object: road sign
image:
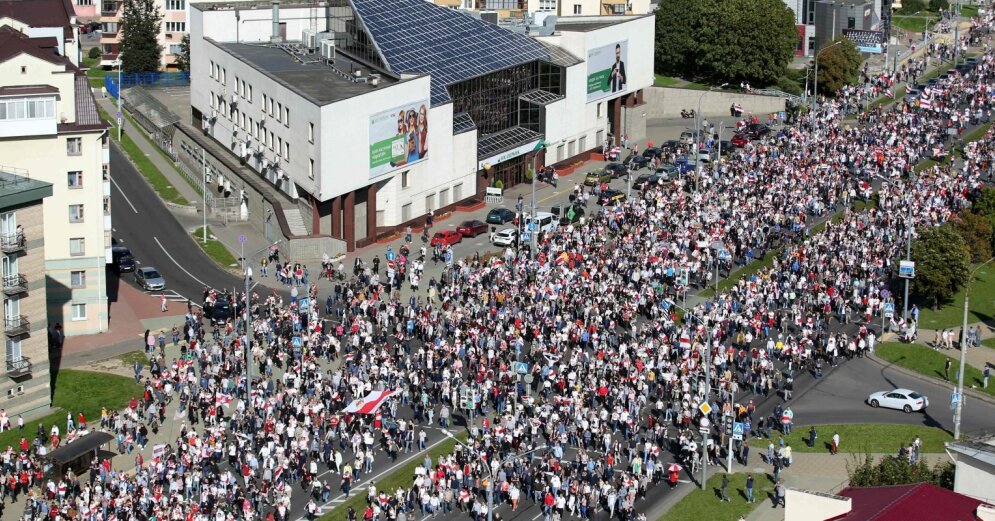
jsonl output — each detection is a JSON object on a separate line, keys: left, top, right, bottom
{"left": 239, "top": 235, "right": 247, "bottom": 244}
{"left": 899, "top": 260, "right": 916, "bottom": 279}
{"left": 522, "top": 231, "right": 532, "bottom": 243}
{"left": 515, "top": 362, "right": 529, "bottom": 375}
{"left": 291, "top": 336, "right": 303, "bottom": 348}
{"left": 717, "top": 249, "right": 732, "bottom": 261}
{"left": 698, "top": 402, "right": 712, "bottom": 415}
{"left": 386, "top": 250, "right": 396, "bottom": 262}
{"left": 299, "top": 297, "right": 310, "bottom": 310}
{"left": 884, "top": 302, "right": 895, "bottom": 319}
{"left": 732, "top": 422, "right": 745, "bottom": 441}
{"left": 951, "top": 392, "right": 961, "bottom": 409}
{"left": 528, "top": 222, "right": 538, "bottom": 232}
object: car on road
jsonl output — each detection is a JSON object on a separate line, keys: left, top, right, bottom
{"left": 660, "top": 139, "right": 682, "bottom": 153}
{"left": 656, "top": 163, "right": 679, "bottom": 179}
{"left": 603, "top": 162, "right": 628, "bottom": 178}
{"left": 718, "top": 141, "right": 734, "bottom": 156}
{"left": 867, "top": 388, "right": 929, "bottom": 413}
{"left": 430, "top": 230, "right": 463, "bottom": 247}
{"left": 679, "top": 129, "right": 695, "bottom": 145}
{"left": 135, "top": 266, "right": 165, "bottom": 291}
{"left": 551, "top": 204, "right": 584, "bottom": 225}
{"left": 456, "top": 219, "right": 488, "bottom": 237}
{"left": 641, "top": 147, "right": 663, "bottom": 160}
{"left": 485, "top": 207, "right": 516, "bottom": 225}
{"left": 490, "top": 227, "right": 518, "bottom": 246}
{"left": 730, "top": 133, "right": 749, "bottom": 148}
{"left": 584, "top": 170, "right": 612, "bottom": 186}
{"left": 634, "top": 173, "right": 661, "bottom": 190}
{"left": 625, "top": 154, "right": 649, "bottom": 170}
{"left": 111, "top": 246, "right": 136, "bottom": 273}
{"left": 598, "top": 189, "right": 625, "bottom": 206}
{"left": 205, "top": 299, "right": 234, "bottom": 324}
{"left": 744, "top": 123, "right": 770, "bottom": 139}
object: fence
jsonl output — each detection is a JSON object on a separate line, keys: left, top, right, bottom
{"left": 105, "top": 71, "right": 190, "bottom": 99}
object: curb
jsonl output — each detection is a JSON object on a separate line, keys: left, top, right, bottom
{"left": 866, "top": 353, "right": 995, "bottom": 407}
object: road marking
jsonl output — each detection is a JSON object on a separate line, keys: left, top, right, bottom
{"left": 532, "top": 513, "right": 543, "bottom": 520}
{"left": 110, "top": 176, "right": 139, "bottom": 214}
{"left": 154, "top": 236, "right": 208, "bottom": 288}
{"left": 537, "top": 191, "right": 562, "bottom": 204}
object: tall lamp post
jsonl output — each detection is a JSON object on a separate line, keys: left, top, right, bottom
{"left": 199, "top": 147, "right": 208, "bottom": 244}
{"left": 529, "top": 142, "right": 548, "bottom": 262}
{"left": 444, "top": 432, "right": 546, "bottom": 521}
{"left": 115, "top": 59, "right": 123, "bottom": 141}
{"left": 812, "top": 40, "right": 846, "bottom": 114}
{"left": 667, "top": 299, "right": 712, "bottom": 489}
{"left": 241, "top": 238, "right": 282, "bottom": 412}
{"left": 694, "top": 83, "right": 728, "bottom": 192}
{"left": 954, "top": 257, "right": 995, "bottom": 439}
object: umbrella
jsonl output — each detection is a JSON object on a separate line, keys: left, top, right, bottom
{"left": 667, "top": 463, "right": 683, "bottom": 473}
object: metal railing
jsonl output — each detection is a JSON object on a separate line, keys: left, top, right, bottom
{"left": 0, "top": 233, "right": 25, "bottom": 253}
{"left": 4, "top": 316, "right": 28, "bottom": 336}
{"left": 5, "top": 357, "right": 31, "bottom": 377}
{"left": 2, "top": 274, "right": 27, "bottom": 295}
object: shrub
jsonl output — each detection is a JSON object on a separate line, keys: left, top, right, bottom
{"left": 88, "top": 46, "right": 101, "bottom": 60}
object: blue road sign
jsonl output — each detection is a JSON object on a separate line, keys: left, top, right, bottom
{"left": 951, "top": 392, "right": 961, "bottom": 408}
{"left": 884, "top": 303, "right": 895, "bottom": 318}
{"left": 291, "top": 336, "right": 303, "bottom": 348}
{"left": 386, "top": 250, "right": 396, "bottom": 261}
{"left": 528, "top": 222, "right": 538, "bottom": 232}
{"left": 522, "top": 231, "right": 532, "bottom": 242}
{"left": 239, "top": 235, "right": 247, "bottom": 243}
{"left": 516, "top": 362, "right": 529, "bottom": 375}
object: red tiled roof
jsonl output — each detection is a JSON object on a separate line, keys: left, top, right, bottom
{"left": 0, "top": 25, "right": 66, "bottom": 66}
{"left": 832, "top": 483, "right": 991, "bottom": 521}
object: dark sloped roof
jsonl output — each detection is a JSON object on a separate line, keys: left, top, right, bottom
{"left": 833, "top": 483, "right": 991, "bottom": 521}
{"left": 0, "top": 25, "right": 66, "bottom": 66}
{"left": 0, "top": 0, "right": 73, "bottom": 30}
{"left": 349, "top": 0, "right": 550, "bottom": 104}
{"left": 45, "top": 431, "right": 114, "bottom": 465}
{"left": 67, "top": 74, "right": 106, "bottom": 130}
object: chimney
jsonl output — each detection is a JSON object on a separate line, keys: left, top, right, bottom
{"left": 271, "top": 0, "right": 282, "bottom": 42}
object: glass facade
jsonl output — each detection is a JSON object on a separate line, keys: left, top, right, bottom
{"left": 448, "top": 61, "right": 563, "bottom": 137}
{"left": 325, "top": 1, "right": 387, "bottom": 71}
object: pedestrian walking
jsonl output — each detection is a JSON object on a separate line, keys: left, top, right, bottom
{"left": 945, "top": 358, "right": 952, "bottom": 381}
{"left": 773, "top": 480, "right": 786, "bottom": 509}
{"left": 831, "top": 432, "right": 840, "bottom": 455}
{"left": 745, "top": 474, "right": 755, "bottom": 503}
{"left": 720, "top": 473, "right": 730, "bottom": 502}
{"left": 160, "top": 293, "right": 168, "bottom": 312}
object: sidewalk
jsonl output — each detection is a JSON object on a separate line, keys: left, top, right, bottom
{"left": 887, "top": 325, "right": 995, "bottom": 373}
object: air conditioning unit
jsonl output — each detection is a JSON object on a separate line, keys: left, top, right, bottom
{"left": 230, "top": 93, "right": 238, "bottom": 106}
{"left": 354, "top": 69, "right": 363, "bottom": 78}
{"left": 260, "top": 157, "right": 269, "bottom": 170}
{"left": 201, "top": 119, "right": 210, "bottom": 130}
{"left": 240, "top": 141, "right": 248, "bottom": 158}
{"left": 321, "top": 39, "right": 336, "bottom": 61}
{"left": 302, "top": 29, "right": 318, "bottom": 50}
{"left": 210, "top": 109, "right": 218, "bottom": 121}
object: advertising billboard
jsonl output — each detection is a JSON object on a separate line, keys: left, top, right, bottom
{"left": 586, "top": 40, "right": 628, "bottom": 103}
{"left": 842, "top": 29, "right": 884, "bottom": 54}
{"left": 369, "top": 100, "right": 430, "bottom": 178}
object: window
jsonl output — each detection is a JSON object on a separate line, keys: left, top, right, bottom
{"left": 69, "top": 204, "right": 84, "bottom": 223}
{"left": 102, "top": 1, "right": 117, "bottom": 13}
{"left": 538, "top": 0, "right": 555, "bottom": 10}
{"left": 5, "top": 337, "right": 21, "bottom": 363}
{"left": 269, "top": 131, "right": 274, "bottom": 150}
{"left": 76, "top": 0, "right": 92, "bottom": 5}
{"left": 70, "top": 270, "right": 86, "bottom": 288}
{"left": 308, "top": 158, "right": 314, "bottom": 179}
{"left": 283, "top": 141, "right": 290, "bottom": 161}
{"left": 236, "top": 77, "right": 241, "bottom": 96}
{"left": 247, "top": 84, "right": 252, "bottom": 103}
{"left": 0, "top": 98, "right": 55, "bottom": 121}
{"left": 104, "top": 196, "right": 111, "bottom": 215}
{"left": 597, "top": 103, "right": 603, "bottom": 118}
{"left": 402, "top": 170, "right": 410, "bottom": 188}
{"left": 308, "top": 122, "right": 314, "bottom": 143}
{"left": 573, "top": 4, "right": 581, "bottom": 13}
{"left": 68, "top": 171, "right": 83, "bottom": 189}
{"left": 166, "top": 0, "right": 184, "bottom": 10}
{"left": 268, "top": 97, "right": 274, "bottom": 116}
{"left": 67, "top": 137, "right": 82, "bottom": 156}
{"left": 284, "top": 107, "right": 290, "bottom": 127}
{"left": 276, "top": 102, "right": 282, "bottom": 122}
{"left": 210, "top": 61, "right": 215, "bottom": 79}
{"left": 277, "top": 137, "right": 283, "bottom": 157}
{"left": 101, "top": 22, "right": 118, "bottom": 34}
{"left": 71, "top": 303, "right": 87, "bottom": 321}
{"left": 169, "top": 44, "right": 182, "bottom": 55}
{"left": 847, "top": 16, "right": 856, "bottom": 29}
{"left": 69, "top": 238, "right": 85, "bottom": 256}
{"left": 221, "top": 68, "right": 226, "bottom": 84}
{"left": 164, "top": 21, "right": 186, "bottom": 33}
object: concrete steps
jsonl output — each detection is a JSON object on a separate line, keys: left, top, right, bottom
{"left": 283, "top": 208, "right": 309, "bottom": 236}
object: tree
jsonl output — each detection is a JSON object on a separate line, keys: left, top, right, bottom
{"left": 847, "top": 454, "right": 953, "bottom": 488}
{"left": 653, "top": 0, "right": 797, "bottom": 85}
{"left": 174, "top": 34, "right": 191, "bottom": 73}
{"left": 929, "top": 0, "right": 949, "bottom": 12}
{"left": 815, "top": 39, "right": 863, "bottom": 95}
{"left": 898, "top": 0, "right": 927, "bottom": 14}
{"left": 119, "top": 0, "right": 163, "bottom": 73}
{"left": 911, "top": 223, "right": 971, "bottom": 309}
{"left": 952, "top": 210, "right": 993, "bottom": 262}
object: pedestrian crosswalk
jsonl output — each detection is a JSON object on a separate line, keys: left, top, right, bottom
{"left": 160, "top": 289, "right": 192, "bottom": 302}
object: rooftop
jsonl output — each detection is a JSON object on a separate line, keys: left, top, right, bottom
{"left": 215, "top": 41, "right": 399, "bottom": 106}
{"left": 0, "top": 0, "right": 76, "bottom": 41}
{"left": 0, "top": 168, "right": 54, "bottom": 209}
{"left": 947, "top": 436, "right": 995, "bottom": 468}
{"left": 554, "top": 14, "right": 650, "bottom": 32}
{"left": 832, "top": 483, "right": 993, "bottom": 521}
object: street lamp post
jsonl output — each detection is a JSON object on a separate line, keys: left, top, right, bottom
{"left": 954, "top": 257, "right": 995, "bottom": 439}
{"left": 241, "top": 239, "right": 281, "bottom": 412}
{"left": 202, "top": 148, "right": 208, "bottom": 244}
{"left": 444, "top": 432, "right": 546, "bottom": 521}
{"left": 668, "top": 300, "right": 712, "bottom": 489}
{"left": 902, "top": 191, "right": 914, "bottom": 321}
{"left": 694, "top": 84, "right": 728, "bottom": 192}
{"left": 116, "top": 60, "right": 123, "bottom": 141}
{"left": 813, "top": 40, "right": 846, "bottom": 114}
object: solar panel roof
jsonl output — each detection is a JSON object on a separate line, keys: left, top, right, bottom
{"left": 350, "top": 0, "right": 552, "bottom": 104}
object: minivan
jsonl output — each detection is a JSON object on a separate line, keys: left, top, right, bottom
{"left": 524, "top": 212, "right": 556, "bottom": 233}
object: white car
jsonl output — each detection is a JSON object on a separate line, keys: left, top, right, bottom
{"left": 490, "top": 227, "right": 518, "bottom": 247}
{"left": 867, "top": 388, "right": 929, "bottom": 413}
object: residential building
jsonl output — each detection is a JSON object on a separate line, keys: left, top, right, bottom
{"left": 0, "top": 0, "right": 82, "bottom": 66}
{"left": 784, "top": 482, "right": 995, "bottom": 520}
{"left": 0, "top": 25, "right": 111, "bottom": 337}
{"left": 190, "top": 0, "right": 653, "bottom": 251}
{"left": 96, "top": 0, "right": 189, "bottom": 69}
{"left": 947, "top": 436, "right": 995, "bottom": 505}
{"left": 0, "top": 168, "right": 53, "bottom": 417}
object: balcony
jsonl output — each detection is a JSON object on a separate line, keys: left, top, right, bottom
{"left": 5, "top": 357, "right": 31, "bottom": 378}
{"left": 2, "top": 274, "right": 27, "bottom": 295}
{"left": 101, "top": 1, "right": 121, "bottom": 16}
{"left": 0, "top": 232, "right": 24, "bottom": 254}
{"left": 4, "top": 316, "right": 29, "bottom": 337}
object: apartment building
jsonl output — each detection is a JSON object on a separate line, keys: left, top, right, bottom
{"left": 94, "top": 0, "right": 189, "bottom": 69}
{"left": 0, "top": 25, "right": 111, "bottom": 337}
{"left": 0, "top": 168, "right": 53, "bottom": 417}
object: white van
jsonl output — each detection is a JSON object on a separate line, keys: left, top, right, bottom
{"left": 525, "top": 211, "right": 556, "bottom": 233}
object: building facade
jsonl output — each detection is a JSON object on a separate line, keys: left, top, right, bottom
{"left": 0, "top": 0, "right": 82, "bottom": 66}
{"left": 190, "top": 0, "right": 652, "bottom": 251}
{"left": 0, "top": 25, "right": 111, "bottom": 337}
{"left": 0, "top": 169, "right": 53, "bottom": 418}
{"left": 92, "top": 0, "right": 189, "bottom": 69}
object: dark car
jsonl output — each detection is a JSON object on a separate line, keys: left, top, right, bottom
{"left": 744, "top": 123, "right": 770, "bottom": 139}
{"left": 111, "top": 246, "right": 136, "bottom": 272}
{"left": 598, "top": 189, "right": 625, "bottom": 206}
{"left": 718, "top": 141, "right": 734, "bottom": 155}
{"left": 656, "top": 163, "right": 679, "bottom": 179}
{"left": 551, "top": 204, "right": 585, "bottom": 225}
{"left": 641, "top": 147, "right": 662, "bottom": 160}
{"left": 634, "top": 173, "right": 661, "bottom": 190}
{"left": 205, "top": 299, "right": 234, "bottom": 324}
{"left": 456, "top": 219, "right": 487, "bottom": 237}
{"left": 485, "top": 207, "right": 516, "bottom": 225}
{"left": 603, "top": 162, "right": 628, "bottom": 178}
{"left": 660, "top": 139, "right": 682, "bottom": 153}
{"left": 625, "top": 154, "right": 649, "bottom": 170}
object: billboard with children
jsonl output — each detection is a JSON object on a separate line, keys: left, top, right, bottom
{"left": 369, "top": 100, "right": 430, "bottom": 178}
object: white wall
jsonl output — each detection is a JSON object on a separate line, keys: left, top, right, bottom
{"left": 784, "top": 489, "right": 851, "bottom": 521}
{"left": 954, "top": 458, "right": 995, "bottom": 505}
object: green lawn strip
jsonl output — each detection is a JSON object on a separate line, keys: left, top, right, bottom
{"left": 892, "top": 15, "right": 939, "bottom": 33}
{"left": 962, "top": 5, "right": 979, "bottom": 18}
{"left": 319, "top": 434, "right": 466, "bottom": 521}
{"left": 877, "top": 342, "right": 993, "bottom": 396}
{"left": 83, "top": 57, "right": 106, "bottom": 89}
{"left": 787, "top": 424, "right": 952, "bottom": 454}
{"left": 919, "top": 61, "right": 957, "bottom": 84}
{"left": 97, "top": 106, "right": 190, "bottom": 206}
{"left": 916, "top": 262, "right": 995, "bottom": 329}
{"left": 121, "top": 111, "right": 204, "bottom": 197}
{"left": 959, "top": 122, "right": 993, "bottom": 156}
{"left": 192, "top": 226, "right": 240, "bottom": 268}
{"left": 117, "top": 350, "right": 150, "bottom": 367}
{"left": 653, "top": 74, "right": 710, "bottom": 90}
{"left": 0, "top": 370, "right": 142, "bottom": 451}
{"left": 981, "top": 337, "right": 995, "bottom": 350}
{"left": 914, "top": 158, "right": 939, "bottom": 173}
{"left": 868, "top": 87, "right": 905, "bottom": 111}
{"left": 661, "top": 472, "right": 762, "bottom": 521}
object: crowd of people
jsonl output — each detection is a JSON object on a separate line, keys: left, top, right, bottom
{"left": 1, "top": 12, "right": 994, "bottom": 521}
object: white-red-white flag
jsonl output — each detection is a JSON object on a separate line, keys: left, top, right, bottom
{"left": 344, "top": 390, "right": 397, "bottom": 414}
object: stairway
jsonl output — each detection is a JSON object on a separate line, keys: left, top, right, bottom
{"left": 283, "top": 208, "right": 309, "bottom": 236}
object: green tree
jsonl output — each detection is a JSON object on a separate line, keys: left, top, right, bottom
{"left": 87, "top": 46, "right": 101, "bottom": 60}
{"left": 952, "top": 209, "right": 993, "bottom": 262}
{"left": 898, "top": 0, "right": 927, "bottom": 14}
{"left": 847, "top": 454, "right": 955, "bottom": 489}
{"left": 653, "top": 0, "right": 797, "bottom": 85}
{"left": 929, "top": 0, "right": 949, "bottom": 12}
{"left": 815, "top": 39, "right": 863, "bottom": 95}
{"left": 174, "top": 34, "right": 191, "bottom": 72}
{"left": 119, "top": 0, "right": 163, "bottom": 73}
{"left": 971, "top": 186, "right": 995, "bottom": 246}
{"left": 911, "top": 223, "right": 971, "bottom": 309}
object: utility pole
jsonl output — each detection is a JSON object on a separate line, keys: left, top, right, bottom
{"left": 701, "top": 320, "right": 711, "bottom": 489}
{"left": 202, "top": 148, "right": 208, "bottom": 244}
{"left": 955, "top": 258, "right": 995, "bottom": 439}
{"left": 902, "top": 195, "right": 912, "bottom": 320}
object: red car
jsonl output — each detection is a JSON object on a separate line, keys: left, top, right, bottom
{"left": 430, "top": 230, "right": 463, "bottom": 247}
{"left": 730, "top": 133, "right": 749, "bottom": 148}
{"left": 456, "top": 219, "right": 488, "bottom": 237}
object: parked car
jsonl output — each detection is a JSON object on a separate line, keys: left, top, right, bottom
{"left": 679, "top": 129, "right": 695, "bottom": 145}
{"left": 204, "top": 299, "right": 234, "bottom": 324}
{"left": 490, "top": 227, "right": 518, "bottom": 246}
{"left": 641, "top": 147, "right": 662, "bottom": 160}
{"left": 625, "top": 154, "right": 649, "bottom": 170}
{"left": 744, "top": 123, "right": 770, "bottom": 139}
{"left": 111, "top": 246, "right": 136, "bottom": 273}
{"left": 456, "top": 219, "right": 488, "bottom": 237}
{"left": 551, "top": 204, "right": 585, "bottom": 225}
{"left": 598, "top": 189, "right": 625, "bottom": 206}
{"left": 485, "top": 207, "right": 516, "bottom": 225}
{"left": 718, "top": 141, "right": 734, "bottom": 156}
{"left": 584, "top": 170, "right": 612, "bottom": 186}
{"left": 656, "top": 163, "right": 680, "bottom": 180}
{"left": 660, "top": 139, "right": 682, "bottom": 153}
{"left": 634, "top": 173, "right": 661, "bottom": 190}
{"left": 603, "top": 162, "right": 628, "bottom": 178}
{"left": 135, "top": 267, "right": 165, "bottom": 291}
{"left": 730, "top": 133, "right": 749, "bottom": 148}
{"left": 430, "top": 230, "right": 462, "bottom": 247}
{"left": 867, "top": 388, "right": 929, "bottom": 413}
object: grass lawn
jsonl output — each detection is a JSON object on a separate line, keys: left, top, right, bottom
{"left": 867, "top": 87, "right": 905, "bottom": 111}
{"left": 97, "top": 106, "right": 190, "bottom": 206}
{"left": 892, "top": 15, "right": 939, "bottom": 33}
{"left": 877, "top": 342, "right": 993, "bottom": 396}
{"left": 960, "top": 123, "right": 993, "bottom": 155}
{"left": 981, "top": 337, "right": 995, "bottom": 350}
{"left": 662, "top": 472, "right": 765, "bottom": 521}
{"left": 319, "top": 434, "right": 466, "bottom": 521}
{"left": 0, "top": 370, "right": 142, "bottom": 451}
{"left": 117, "top": 351, "right": 150, "bottom": 367}
{"left": 962, "top": 5, "right": 979, "bottom": 18}
{"left": 191, "top": 226, "right": 240, "bottom": 268}
{"left": 916, "top": 263, "right": 995, "bottom": 329}
{"left": 82, "top": 57, "right": 106, "bottom": 89}
{"left": 653, "top": 74, "right": 710, "bottom": 90}
{"left": 788, "top": 424, "right": 952, "bottom": 454}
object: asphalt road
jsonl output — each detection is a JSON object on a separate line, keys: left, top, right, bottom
{"left": 109, "top": 143, "right": 245, "bottom": 304}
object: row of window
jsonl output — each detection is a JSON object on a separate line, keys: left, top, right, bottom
{"left": 165, "top": 21, "right": 186, "bottom": 33}
{"left": 0, "top": 98, "right": 55, "bottom": 121}
{"left": 213, "top": 94, "right": 292, "bottom": 162}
